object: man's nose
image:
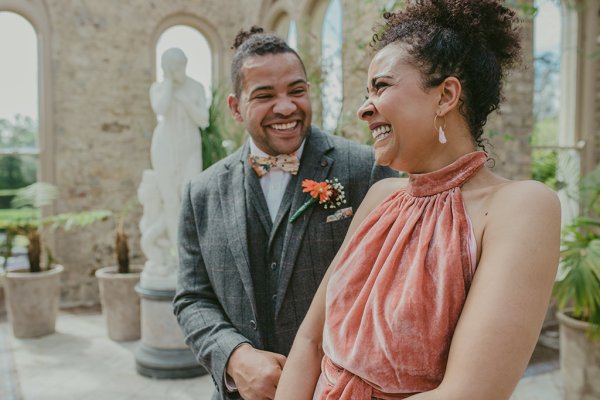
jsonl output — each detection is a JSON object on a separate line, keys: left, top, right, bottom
{"left": 273, "top": 96, "right": 297, "bottom": 116}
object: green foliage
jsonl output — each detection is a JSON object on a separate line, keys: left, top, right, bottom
{"left": 504, "top": 0, "right": 538, "bottom": 18}
{"left": 44, "top": 210, "right": 113, "bottom": 231}
{"left": 0, "top": 115, "right": 37, "bottom": 148}
{"left": 200, "top": 83, "right": 246, "bottom": 168}
{"left": 531, "top": 150, "right": 562, "bottom": 190}
{"left": 0, "top": 182, "right": 111, "bottom": 273}
{"left": 554, "top": 165, "right": 600, "bottom": 339}
{"left": 201, "top": 86, "right": 229, "bottom": 170}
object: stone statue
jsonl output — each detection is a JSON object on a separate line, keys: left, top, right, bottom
{"left": 138, "top": 169, "right": 176, "bottom": 289}
{"left": 149, "top": 47, "right": 209, "bottom": 249}
{"left": 139, "top": 47, "right": 209, "bottom": 290}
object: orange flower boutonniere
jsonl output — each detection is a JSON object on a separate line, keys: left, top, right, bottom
{"left": 289, "top": 178, "right": 347, "bottom": 223}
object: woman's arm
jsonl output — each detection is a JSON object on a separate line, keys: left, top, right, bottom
{"left": 275, "top": 177, "right": 407, "bottom": 400}
{"left": 408, "top": 181, "right": 561, "bottom": 400}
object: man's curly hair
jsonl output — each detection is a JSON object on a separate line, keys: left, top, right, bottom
{"left": 230, "top": 26, "right": 306, "bottom": 97}
{"left": 372, "top": 0, "right": 521, "bottom": 148}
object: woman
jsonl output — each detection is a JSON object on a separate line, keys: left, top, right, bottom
{"left": 275, "top": 1, "right": 561, "bottom": 399}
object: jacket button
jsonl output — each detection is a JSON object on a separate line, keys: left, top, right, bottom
{"left": 270, "top": 262, "right": 277, "bottom": 271}
{"left": 320, "top": 159, "right": 328, "bottom": 167}
{"left": 272, "top": 294, "right": 277, "bottom": 303}
{"left": 250, "top": 320, "right": 257, "bottom": 330}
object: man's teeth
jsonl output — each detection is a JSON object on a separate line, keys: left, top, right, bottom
{"left": 271, "top": 121, "right": 298, "bottom": 130}
{"left": 372, "top": 125, "right": 392, "bottom": 139}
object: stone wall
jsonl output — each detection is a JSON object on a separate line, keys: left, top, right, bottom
{"left": 43, "top": 0, "right": 249, "bottom": 305}
{"left": 3, "top": 0, "right": 535, "bottom": 305}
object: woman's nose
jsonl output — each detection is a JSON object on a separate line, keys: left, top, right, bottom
{"left": 357, "top": 99, "right": 375, "bottom": 120}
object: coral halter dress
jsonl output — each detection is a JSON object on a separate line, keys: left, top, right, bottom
{"left": 315, "top": 152, "right": 487, "bottom": 399}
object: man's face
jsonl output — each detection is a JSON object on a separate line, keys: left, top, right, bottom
{"left": 228, "top": 53, "right": 312, "bottom": 156}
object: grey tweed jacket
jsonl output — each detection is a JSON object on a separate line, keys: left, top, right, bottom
{"left": 173, "top": 126, "right": 396, "bottom": 399}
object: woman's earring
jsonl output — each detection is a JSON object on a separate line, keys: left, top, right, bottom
{"left": 434, "top": 114, "right": 447, "bottom": 144}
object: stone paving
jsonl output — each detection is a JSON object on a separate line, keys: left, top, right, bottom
{"left": 0, "top": 308, "right": 564, "bottom": 400}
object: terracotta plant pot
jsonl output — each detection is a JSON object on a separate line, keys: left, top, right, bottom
{"left": 4, "top": 265, "right": 64, "bottom": 338}
{"left": 557, "top": 310, "right": 600, "bottom": 400}
{"left": 96, "top": 265, "right": 142, "bottom": 341}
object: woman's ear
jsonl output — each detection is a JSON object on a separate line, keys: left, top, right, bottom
{"left": 437, "top": 76, "right": 462, "bottom": 116}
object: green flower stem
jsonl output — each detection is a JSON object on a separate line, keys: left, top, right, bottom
{"left": 289, "top": 197, "right": 317, "bottom": 223}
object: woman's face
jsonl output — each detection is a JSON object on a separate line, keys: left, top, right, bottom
{"left": 357, "top": 43, "right": 441, "bottom": 172}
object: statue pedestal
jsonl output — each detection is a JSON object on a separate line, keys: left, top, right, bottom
{"left": 134, "top": 285, "right": 206, "bottom": 379}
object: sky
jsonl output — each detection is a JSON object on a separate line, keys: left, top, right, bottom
{"left": 0, "top": 2, "right": 562, "bottom": 123}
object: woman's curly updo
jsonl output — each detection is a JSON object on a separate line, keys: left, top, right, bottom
{"left": 372, "top": 0, "right": 521, "bottom": 147}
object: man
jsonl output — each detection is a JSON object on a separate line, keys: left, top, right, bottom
{"left": 173, "top": 27, "right": 396, "bottom": 400}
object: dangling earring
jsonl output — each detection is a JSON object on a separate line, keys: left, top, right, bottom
{"left": 434, "top": 114, "right": 447, "bottom": 144}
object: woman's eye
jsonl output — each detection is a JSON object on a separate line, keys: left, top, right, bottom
{"left": 374, "top": 82, "right": 388, "bottom": 92}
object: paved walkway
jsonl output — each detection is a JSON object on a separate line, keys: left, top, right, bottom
{"left": 0, "top": 308, "right": 564, "bottom": 400}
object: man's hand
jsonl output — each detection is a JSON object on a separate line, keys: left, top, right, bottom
{"left": 227, "top": 344, "right": 287, "bottom": 400}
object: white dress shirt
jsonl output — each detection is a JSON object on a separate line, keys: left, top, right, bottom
{"left": 249, "top": 138, "right": 305, "bottom": 222}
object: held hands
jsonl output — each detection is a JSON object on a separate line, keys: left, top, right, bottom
{"left": 227, "top": 344, "right": 287, "bottom": 400}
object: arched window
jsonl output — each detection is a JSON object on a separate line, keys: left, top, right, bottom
{"left": 272, "top": 12, "right": 291, "bottom": 41}
{"left": 0, "top": 11, "right": 38, "bottom": 209}
{"left": 531, "top": 0, "right": 574, "bottom": 223}
{"left": 320, "top": 0, "right": 343, "bottom": 133}
{"left": 155, "top": 25, "right": 213, "bottom": 103}
{"left": 287, "top": 20, "right": 298, "bottom": 51}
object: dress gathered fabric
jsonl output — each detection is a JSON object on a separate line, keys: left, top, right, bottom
{"left": 315, "top": 151, "right": 488, "bottom": 400}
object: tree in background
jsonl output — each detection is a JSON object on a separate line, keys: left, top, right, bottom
{"left": 0, "top": 115, "right": 38, "bottom": 208}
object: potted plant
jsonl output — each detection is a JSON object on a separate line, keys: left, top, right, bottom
{"left": 554, "top": 166, "right": 600, "bottom": 400}
{"left": 0, "top": 183, "right": 110, "bottom": 338}
{"left": 95, "top": 200, "right": 143, "bottom": 342}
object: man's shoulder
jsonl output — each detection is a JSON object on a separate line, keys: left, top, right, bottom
{"left": 189, "top": 148, "right": 243, "bottom": 189}
{"left": 328, "top": 133, "right": 371, "bottom": 153}
{"left": 310, "top": 127, "right": 373, "bottom": 157}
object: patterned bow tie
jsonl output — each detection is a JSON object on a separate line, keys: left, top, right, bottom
{"left": 248, "top": 153, "right": 300, "bottom": 177}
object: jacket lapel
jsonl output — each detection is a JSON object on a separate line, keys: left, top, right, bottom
{"left": 275, "top": 128, "right": 334, "bottom": 316}
{"left": 246, "top": 164, "right": 273, "bottom": 234}
{"left": 217, "top": 143, "right": 258, "bottom": 317}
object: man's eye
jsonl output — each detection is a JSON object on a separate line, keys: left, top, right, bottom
{"left": 254, "top": 94, "right": 272, "bottom": 99}
{"left": 290, "top": 88, "right": 306, "bottom": 95}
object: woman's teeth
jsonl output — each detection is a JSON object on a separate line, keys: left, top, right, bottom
{"left": 271, "top": 121, "right": 298, "bottom": 130}
{"left": 372, "top": 125, "right": 392, "bottom": 141}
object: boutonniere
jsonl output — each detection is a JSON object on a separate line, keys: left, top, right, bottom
{"left": 289, "top": 178, "right": 347, "bottom": 223}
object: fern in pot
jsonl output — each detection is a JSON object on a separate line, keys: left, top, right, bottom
{"left": 553, "top": 165, "right": 600, "bottom": 399}
{"left": 95, "top": 200, "right": 142, "bottom": 341}
{"left": 0, "top": 183, "right": 110, "bottom": 338}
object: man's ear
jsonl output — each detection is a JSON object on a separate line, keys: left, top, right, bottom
{"left": 437, "top": 76, "right": 462, "bottom": 116}
{"left": 228, "top": 94, "right": 243, "bottom": 123}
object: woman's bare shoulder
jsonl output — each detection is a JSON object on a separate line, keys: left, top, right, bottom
{"left": 368, "top": 177, "right": 409, "bottom": 201}
{"left": 351, "top": 177, "right": 408, "bottom": 225}
{"left": 489, "top": 180, "right": 560, "bottom": 214}
{"left": 483, "top": 179, "right": 561, "bottom": 243}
